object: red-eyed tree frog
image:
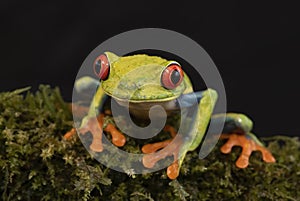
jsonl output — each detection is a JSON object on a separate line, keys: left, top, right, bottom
{"left": 65, "top": 52, "right": 275, "bottom": 179}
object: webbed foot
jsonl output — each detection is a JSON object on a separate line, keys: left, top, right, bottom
{"left": 64, "top": 110, "right": 126, "bottom": 152}
{"left": 79, "top": 114, "right": 105, "bottom": 152}
{"left": 220, "top": 133, "right": 276, "bottom": 168}
{"left": 142, "top": 125, "right": 182, "bottom": 179}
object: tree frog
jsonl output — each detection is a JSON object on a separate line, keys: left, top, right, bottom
{"left": 65, "top": 52, "right": 275, "bottom": 179}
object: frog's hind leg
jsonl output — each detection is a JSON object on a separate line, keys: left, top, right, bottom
{"left": 63, "top": 103, "right": 90, "bottom": 140}
{"left": 212, "top": 113, "right": 276, "bottom": 168}
{"left": 141, "top": 125, "right": 182, "bottom": 179}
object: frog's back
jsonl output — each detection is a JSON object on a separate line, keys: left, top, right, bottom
{"left": 112, "top": 54, "right": 169, "bottom": 72}
{"left": 113, "top": 54, "right": 194, "bottom": 94}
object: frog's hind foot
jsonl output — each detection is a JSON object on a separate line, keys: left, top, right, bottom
{"left": 141, "top": 125, "right": 182, "bottom": 179}
{"left": 63, "top": 103, "right": 90, "bottom": 140}
{"left": 220, "top": 133, "right": 276, "bottom": 168}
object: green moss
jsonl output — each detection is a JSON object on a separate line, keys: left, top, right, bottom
{"left": 0, "top": 85, "right": 299, "bottom": 201}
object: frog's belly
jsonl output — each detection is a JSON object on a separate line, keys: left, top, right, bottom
{"left": 114, "top": 98, "right": 179, "bottom": 119}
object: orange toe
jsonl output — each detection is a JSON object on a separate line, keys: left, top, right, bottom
{"left": 236, "top": 154, "right": 250, "bottom": 168}
{"left": 142, "top": 140, "right": 172, "bottom": 154}
{"left": 220, "top": 141, "right": 235, "bottom": 154}
{"left": 63, "top": 128, "right": 77, "bottom": 140}
{"left": 167, "top": 161, "right": 180, "bottom": 180}
{"left": 142, "top": 153, "right": 160, "bottom": 169}
{"left": 90, "top": 139, "right": 104, "bottom": 152}
{"left": 256, "top": 144, "right": 276, "bottom": 163}
{"left": 104, "top": 123, "right": 126, "bottom": 147}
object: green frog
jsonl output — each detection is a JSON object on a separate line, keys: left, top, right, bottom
{"left": 65, "top": 52, "right": 275, "bottom": 179}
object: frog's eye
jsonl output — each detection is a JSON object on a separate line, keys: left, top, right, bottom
{"left": 161, "top": 64, "right": 184, "bottom": 89}
{"left": 93, "top": 54, "right": 110, "bottom": 80}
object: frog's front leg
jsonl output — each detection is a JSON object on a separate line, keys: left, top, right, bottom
{"left": 211, "top": 113, "right": 276, "bottom": 168}
{"left": 64, "top": 77, "right": 126, "bottom": 151}
{"left": 142, "top": 89, "right": 218, "bottom": 179}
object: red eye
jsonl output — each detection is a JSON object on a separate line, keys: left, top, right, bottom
{"left": 93, "top": 54, "right": 110, "bottom": 80}
{"left": 161, "top": 64, "right": 184, "bottom": 89}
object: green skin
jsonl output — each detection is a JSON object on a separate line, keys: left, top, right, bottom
{"left": 78, "top": 52, "right": 260, "bottom": 173}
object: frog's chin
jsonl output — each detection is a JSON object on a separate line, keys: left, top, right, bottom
{"left": 108, "top": 92, "right": 204, "bottom": 119}
{"left": 112, "top": 91, "right": 204, "bottom": 108}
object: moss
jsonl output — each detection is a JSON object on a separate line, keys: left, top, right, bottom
{"left": 0, "top": 85, "right": 299, "bottom": 201}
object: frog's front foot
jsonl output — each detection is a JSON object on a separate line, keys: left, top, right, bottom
{"left": 79, "top": 114, "right": 105, "bottom": 152}
{"left": 220, "top": 133, "right": 276, "bottom": 168}
{"left": 64, "top": 112, "right": 126, "bottom": 152}
{"left": 142, "top": 125, "right": 182, "bottom": 179}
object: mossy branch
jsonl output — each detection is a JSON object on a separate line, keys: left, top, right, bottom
{"left": 0, "top": 85, "right": 299, "bottom": 200}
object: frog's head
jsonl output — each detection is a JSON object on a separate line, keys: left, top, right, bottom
{"left": 93, "top": 52, "right": 190, "bottom": 102}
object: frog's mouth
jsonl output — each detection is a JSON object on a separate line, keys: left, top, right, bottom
{"left": 109, "top": 93, "right": 180, "bottom": 103}
{"left": 110, "top": 91, "right": 204, "bottom": 110}
{"left": 103, "top": 84, "right": 185, "bottom": 103}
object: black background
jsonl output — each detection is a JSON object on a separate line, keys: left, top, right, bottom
{"left": 1, "top": 1, "right": 299, "bottom": 137}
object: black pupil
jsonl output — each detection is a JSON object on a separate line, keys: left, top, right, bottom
{"left": 171, "top": 70, "right": 180, "bottom": 84}
{"left": 95, "top": 60, "right": 102, "bottom": 74}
